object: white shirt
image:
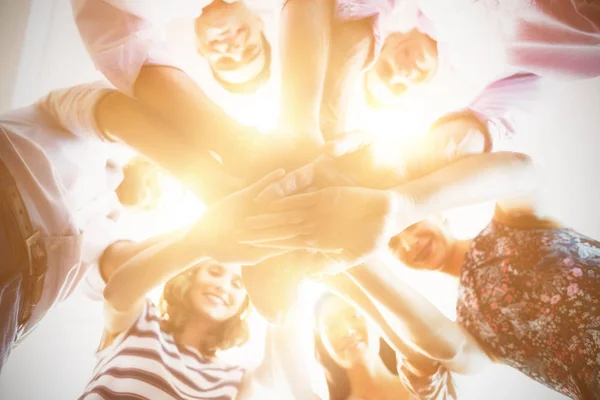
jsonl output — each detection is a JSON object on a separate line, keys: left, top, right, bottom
{"left": 0, "top": 82, "right": 132, "bottom": 338}
{"left": 70, "top": 0, "right": 210, "bottom": 95}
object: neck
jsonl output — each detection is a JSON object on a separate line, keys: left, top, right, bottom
{"left": 440, "top": 239, "right": 472, "bottom": 278}
{"left": 346, "top": 354, "right": 396, "bottom": 399}
{"left": 176, "top": 316, "right": 214, "bottom": 352}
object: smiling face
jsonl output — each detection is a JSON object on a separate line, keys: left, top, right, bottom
{"left": 317, "top": 295, "right": 380, "bottom": 369}
{"left": 188, "top": 261, "right": 247, "bottom": 323}
{"left": 195, "top": 1, "right": 267, "bottom": 86}
{"left": 365, "top": 30, "right": 438, "bottom": 106}
{"left": 388, "top": 218, "right": 455, "bottom": 271}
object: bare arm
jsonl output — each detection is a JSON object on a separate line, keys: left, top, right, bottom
{"left": 95, "top": 89, "right": 240, "bottom": 204}
{"left": 319, "top": 17, "right": 373, "bottom": 139}
{"left": 347, "top": 263, "right": 492, "bottom": 374}
{"left": 133, "top": 65, "right": 259, "bottom": 177}
{"left": 278, "top": 0, "right": 333, "bottom": 143}
{"left": 390, "top": 151, "right": 540, "bottom": 231}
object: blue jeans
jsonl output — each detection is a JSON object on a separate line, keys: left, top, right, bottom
{"left": 0, "top": 190, "right": 25, "bottom": 373}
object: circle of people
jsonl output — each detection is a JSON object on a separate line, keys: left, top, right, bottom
{"left": 0, "top": 0, "right": 599, "bottom": 399}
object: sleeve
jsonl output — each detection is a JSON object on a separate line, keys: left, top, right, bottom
{"left": 509, "top": 0, "right": 600, "bottom": 80}
{"left": 99, "top": 0, "right": 207, "bottom": 23}
{"left": 96, "top": 299, "right": 155, "bottom": 356}
{"left": 467, "top": 72, "right": 543, "bottom": 144}
{"left": 397, "top": 358, "right": 457, "bottom": 400}
{"left": 36, "top": 82, "right": 114, "bottom": 141}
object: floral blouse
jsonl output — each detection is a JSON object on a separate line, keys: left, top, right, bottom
{"left": 457, "top": 217, "right": 600, "bottom": 399}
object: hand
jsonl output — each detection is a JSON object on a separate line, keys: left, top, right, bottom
{"left": 189, "top": 169, "right": 293, "bottom": 265}
{"left": 243, "top": 186, "right": 402, "bottom": 268}
{"left": 403, "top": 113, "right": 488, "bottom": 180}
{"left": 254, "top": 129, "right": 380, "bottom": 202}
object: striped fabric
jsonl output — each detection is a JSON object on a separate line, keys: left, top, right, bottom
{"left": 80, "top": 302, "right": 245, "bottom": 400}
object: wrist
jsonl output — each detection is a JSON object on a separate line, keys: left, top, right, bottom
{"left": 389, "top": 182, "right": 432, "bottom": 234}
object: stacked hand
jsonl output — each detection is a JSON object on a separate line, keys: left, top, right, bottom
{"left": 243, "top": 185, "right": 400, "bottom": 269}
{"left": 188, "top": 169, "right": 295, "bottom": 266}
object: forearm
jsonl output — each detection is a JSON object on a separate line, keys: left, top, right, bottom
{"left": 134, "top": 65, "right": 257, "bottom": 169}
{"left": 324, "top": 273, "right": 437, "bottom": 370}
{"left": 347, "top": 264, "right": 462, "bottom": 362}
{"left": 103, "top": 226, "right": 209, "bottom": 312}
{"left": 95, "top": 90, "right": 239, "bottom": 204}
{"left": 391, "top": 151, "right": 538, "bottom": 230}
{"left": 319, "top": 18, "right": 373, "bottom": 139}
{"left": 279, "top": 0, "right": 334, "bottom": 142}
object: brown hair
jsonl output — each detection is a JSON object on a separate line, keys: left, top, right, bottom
{"left": 159, "top": 263, "right": 251, "bottom": 357}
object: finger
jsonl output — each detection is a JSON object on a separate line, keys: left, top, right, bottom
{"left": 242, "top": 169, "right": 286, "bottom": 198}
{"left": 232, "top": 246, "right": 292, "bottom": 266}
{"left": 245, "top": 210, "right": 311, "bottom": 229}
{"left": 324, "top": 130, "right": 373, "bottom": 157}
{"left": 250, "top": 238, "right": 343, "bottom": 253}
{"left": 238, "top": 224, "right": 315, "bottom": 243}
{"left": 254, "top": 162, "right": 317, "bottom": 203}
{"left": 267, "top": 191, "right": 320, "bottom": 211}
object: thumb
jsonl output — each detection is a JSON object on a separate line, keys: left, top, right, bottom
{"left": 254, "top": 162, "right": 317, "bottom": 203}
{"left": 324, "top": 130, "right": 373, "bottom": 157}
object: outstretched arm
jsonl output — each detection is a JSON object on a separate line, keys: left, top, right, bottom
{"left": 39, "top": 82, "right": 240, "bottom": 204}
{"left": 133, "top": 66, "right": 260, "bottom": 177}
{"left": 100, "top": 170, "right": 290, "bottom": 334}
{"left": 346, "top": 263, "right": 492, "bottom": 375}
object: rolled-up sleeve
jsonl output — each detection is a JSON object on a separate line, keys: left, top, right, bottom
{"left": 37, "top": 82, "right": 114, "bottom": 141}
{"left": 467, "top": 72, "right": 543, "bottom": 144}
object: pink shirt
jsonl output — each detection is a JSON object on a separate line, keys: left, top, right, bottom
{"left": 70, "top": 0, "right": 209, "bottom": 95}
{"left": 0, "top": 83, "right": 131, "bottom": 338}
{"left": 414, "top": 0, "right": 600, "bottom": 81}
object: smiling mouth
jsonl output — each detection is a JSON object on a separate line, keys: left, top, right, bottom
{"left": 204, "top": 293, "right": 228, "bottom": 307}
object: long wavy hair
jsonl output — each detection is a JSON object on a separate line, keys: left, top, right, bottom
{"left": 313, "top": 293, "right": 398, "bottom": 400}
{"left": 159, "top": 263, "right": 251, "bottom": 357}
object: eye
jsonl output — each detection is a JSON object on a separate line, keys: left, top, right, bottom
{"left": 208, "top": 265, "right": 224, "bottom": 277}
{"left": 231, "top": 276, "right": 243, "bottom": 290}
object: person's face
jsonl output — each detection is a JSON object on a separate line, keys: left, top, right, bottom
{"left": 318, "top": 296, "right": 379, "bottom": 369}
{"left": 388, "top": 219, "right": 454, "bottom": 270}
{"left": 116, "top": 158, "right": 163, "bottom": 211}
{"left": 195, "top": 1, "right": 267, "bottom": 84}
{"left": 366, "top": 30, "right": 438, "bottom": 106}
{"left": 188, "top": 261, "right": 247, "bottom": 322}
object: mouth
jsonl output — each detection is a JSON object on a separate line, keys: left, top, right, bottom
{"left": 204, "top": 292, "right": 229, "bottom": 307}
{"left": 339, "top": 336, "right": 366, "bottom": 352}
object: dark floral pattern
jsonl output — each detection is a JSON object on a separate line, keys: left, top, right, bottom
{"left": 457, "top": 220, "right": 600, "bottom": 400}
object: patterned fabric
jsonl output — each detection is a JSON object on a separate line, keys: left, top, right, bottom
{"left": 81, "top": 301, "right": 245, "bottom": 399}
{"left": 457, "top": 217, "right": 600, "bottom": 400}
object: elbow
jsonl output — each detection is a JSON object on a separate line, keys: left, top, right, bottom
{"left": 103, "top": 280, "right": 130, "bottom": 314}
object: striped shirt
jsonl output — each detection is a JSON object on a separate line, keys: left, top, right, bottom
{"left": 80, "top": 302, "right": 245, "bottom": 400}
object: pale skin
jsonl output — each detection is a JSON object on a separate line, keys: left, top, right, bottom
{"left": 240, "top": 150, "right": 541, "bottom": 375}
{"left": 316, "top": 294, "right": 412, "bottom": 400}
{"left": 98, "top": 171, "right": 325, "bottom": 399}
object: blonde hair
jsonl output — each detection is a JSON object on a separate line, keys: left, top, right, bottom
{"left": 159, "top": 263, "right": 251, "bottom": 357}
